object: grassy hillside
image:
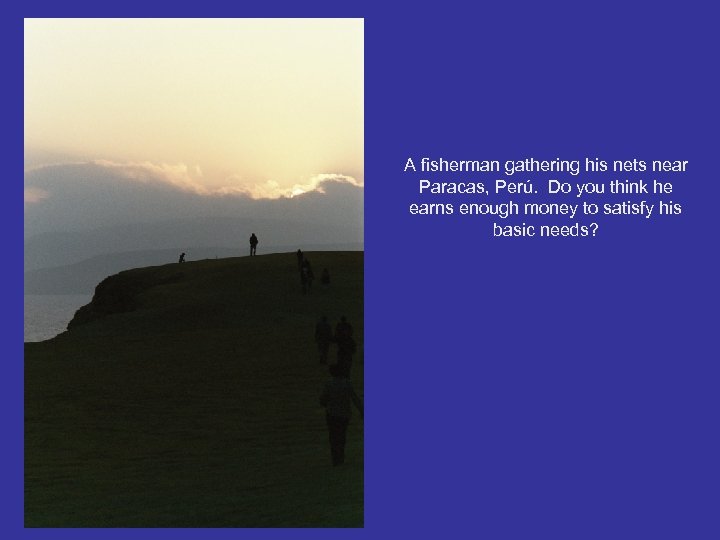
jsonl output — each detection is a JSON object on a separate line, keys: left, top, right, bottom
{"left": 25, "top": 252, "right": 364, "bottom": 527}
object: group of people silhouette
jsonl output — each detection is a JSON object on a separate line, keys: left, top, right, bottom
{"left": 178, "top": 239, "right": 362, "bottom": 467}
{"left": 297, "top": 249, "right": 331, "bottom": 295}
{"left": 314, "top": 315, "right": 356, "bottom": 374}
{"left": 294, "top": 248, "right": 361, "bottom": 466}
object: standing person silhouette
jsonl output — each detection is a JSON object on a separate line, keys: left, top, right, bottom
{"left": 178, "top": 252, "right": 186, "bottom": 263}
{"left": 319, "top": 363, "right": 363, "bottom": 466}
{"left": 249, "top": 233, "right": 258, "bottom": 256}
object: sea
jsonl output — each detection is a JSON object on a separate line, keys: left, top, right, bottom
{"left": 24, "top": 294, "right": 93, "bottom": 343}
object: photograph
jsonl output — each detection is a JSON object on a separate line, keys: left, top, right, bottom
{"left": 24, "top": 18, "right": 364, "bottom": 527}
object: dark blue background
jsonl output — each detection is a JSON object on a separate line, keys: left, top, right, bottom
{"left": 6, "top": 2, "right": 719, "bottom": 538}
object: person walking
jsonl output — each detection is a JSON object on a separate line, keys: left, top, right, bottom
{"left": 303, "top": 259, "right": 315, "bottom": 291}
{"left": 319, "top": 363, "right": 363, "bottom": 466}
{"left": 320, "top": 268, "right": 330, "bottom": 287}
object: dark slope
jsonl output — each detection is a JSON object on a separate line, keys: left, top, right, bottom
{"left": 25, "top": 252, "right": 364, "bottom": 527}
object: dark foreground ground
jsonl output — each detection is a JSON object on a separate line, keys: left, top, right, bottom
{"left": 25, "top": 252, "right": 363, "bottom": 527}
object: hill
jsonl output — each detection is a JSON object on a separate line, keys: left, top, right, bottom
{"left": 24, "top": 243, "right": 363, "bottom": 294}
{"left": 24, "top": 252, "right": 364, "bottom": 527}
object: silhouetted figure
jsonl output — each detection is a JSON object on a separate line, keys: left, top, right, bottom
{"left": 178, "top": 252, "right": 186, "bottom": 263}
{"left": 301, "top": 264, "right": 309, "bottom": 294}
{"left": 335, "top": 316, "right": 354, "bottom": 344}
{"left": 303, "top": 259, "right": 315, "bottom": 291}
{"left": 296, "top": 249, "right": 304, "bottom": 270}
{"left": 315, "top": 315, "right": 333, "bottom": 364}
{"left": 319, "top": 363, "right": 363, "bottom": 466}
{"left": 249, "top": 233, "right": 259, "bottom": 256}
{"left": 335, "top": 316, "right": 356, "bottom": 376}
{"left": 321, "top": 268, "right": 330, "bottom": 287}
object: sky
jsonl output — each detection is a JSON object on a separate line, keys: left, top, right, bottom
{"left": 24, "top": 18, "right": 364, "bottom": 198}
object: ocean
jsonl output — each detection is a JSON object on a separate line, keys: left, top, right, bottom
{"left": 24, "top": 294, "right": 93, "bottom": 343}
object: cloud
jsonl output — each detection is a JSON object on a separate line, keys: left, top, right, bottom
{"left": 24, "top": 187, "right": 50, "bottom": 204}
{"left": 224, "top": 173, "right": 364, "bottom": 199}
{"left": 91, "top": 160, "right": 209, "bottom": 194}
{"left": 24, "top": 159, "right": 364, "bottom": 247}
{"left": 94, "top": 160, "right": 364, "bottom": 200}
{"left": 26, "top": 159, "right": 363, "bottom": 201}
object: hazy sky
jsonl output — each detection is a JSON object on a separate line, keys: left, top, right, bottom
{"left": 24, "top": 18, "right": 364, "bottom": 198}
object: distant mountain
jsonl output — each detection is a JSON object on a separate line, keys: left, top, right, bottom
{"left": 25, "top": 162, "right": 363, "bottom": 270}
{"left": 25, "top": 215, "right": 362, "bottom": 271}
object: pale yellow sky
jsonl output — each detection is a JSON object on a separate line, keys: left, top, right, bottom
{"left": 24, "top": 18, "right": 364, "bottom": 197}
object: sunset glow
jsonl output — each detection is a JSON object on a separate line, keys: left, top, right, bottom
{"left": 24, "top": 18, "right": 364, "bottom": 198}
